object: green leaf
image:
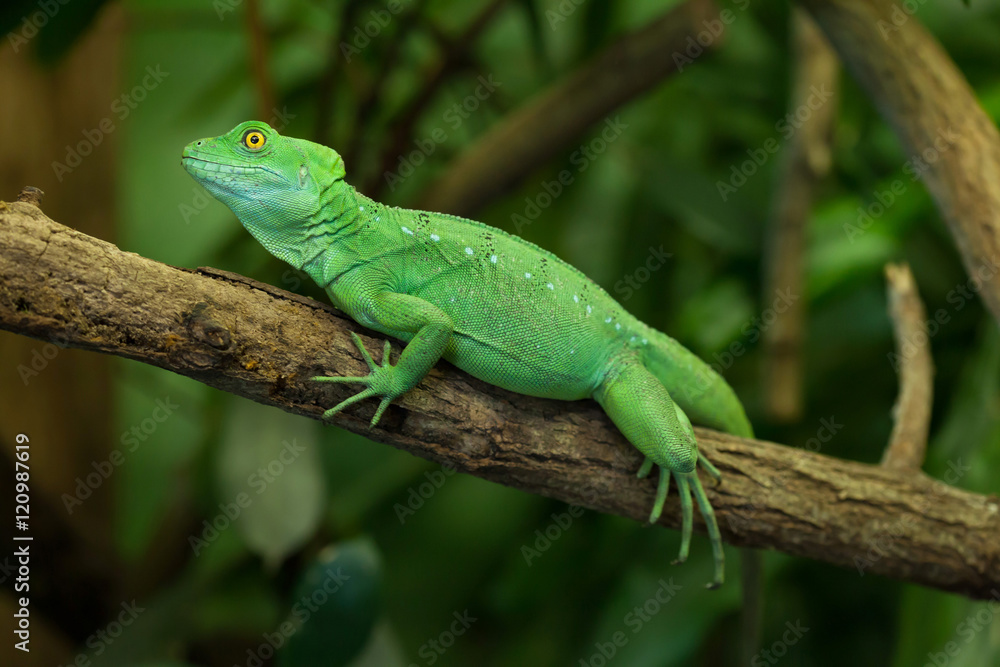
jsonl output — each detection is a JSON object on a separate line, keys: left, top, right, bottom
{"left": 215, "top": 398, "right": 325, "bottom": 568}
{"left": 278, "top": 538, "right": 383, "bottom": 667}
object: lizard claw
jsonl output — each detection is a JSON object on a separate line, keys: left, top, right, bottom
{"left": 369, "top": 397, "right": 392, "bottom": 427}
{"left": 647, "top": 466, "right": 669, "bottom": 524}
{"left": 643, "top": 456, "right": 724, "bottom": 589}
{"left": 698, "top": 451, "right": 722, "bottom": 485}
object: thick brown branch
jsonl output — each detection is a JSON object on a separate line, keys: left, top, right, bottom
{"left": 419, "top": 0, "right": 725, "bottom": 216}
{"left": 798, "top": 0, "right": 1000, "bottom": 327}
{"left": 1, "top": 203, "right": 999, "bottom": 599}
{"left": 762, "top": 10, "right": 838, "bottom": 423}
{"left": 882, "top": 263, "right": 934, "bottom": 470}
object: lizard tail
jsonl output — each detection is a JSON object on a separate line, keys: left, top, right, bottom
{"left": 637, "top": 324, "right": 754, "bottom": 439}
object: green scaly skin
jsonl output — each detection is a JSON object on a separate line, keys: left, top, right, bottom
{"left": 182, "top": 121, "right": 754, "bottom": 588}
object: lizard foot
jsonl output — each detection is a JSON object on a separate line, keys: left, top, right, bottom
{"left": 313, "top": 332, "right": 404, "bottom": 428}
{"left": 640, "top": 456, "right": 724, "bottom": 589}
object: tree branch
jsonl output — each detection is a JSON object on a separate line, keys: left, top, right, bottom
{"left": 418, "top": 0, "right": 726, "bottom": 216}
{"left": 797, "top": 0, "right": 1000, "bottom": 328}
{"left": 244, "top": 0, "right": 276, "bottom": 122}
{"left": 2, "top": 201, "right": 999, "bottom": 599}
{"left": 761, "top": 9, "right": 838, "bottom": 423}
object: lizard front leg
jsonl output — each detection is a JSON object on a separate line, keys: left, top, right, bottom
{"left": 594, "top": 359, "right": 725, "bottom": 588}
{"left": 314, "top": 292, "right": 454, "bottom": 427}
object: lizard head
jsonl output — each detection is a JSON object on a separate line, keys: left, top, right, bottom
{"left": 182, "top": 121, "right": 347, "bottom": 267}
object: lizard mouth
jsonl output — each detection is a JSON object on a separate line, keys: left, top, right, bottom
{"left": 181, "top": 155, "right": 263, "bottom": 176}
{"left": 181, "top": 153, "right": 288, "bottom": 196}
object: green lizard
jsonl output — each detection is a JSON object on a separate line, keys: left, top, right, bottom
{"left": 182, "top": 121, "right": 753, "bottom": 588}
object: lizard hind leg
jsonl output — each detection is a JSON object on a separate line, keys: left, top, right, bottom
{"left": 594, "top": 360, "right": 725, "bottom": 588}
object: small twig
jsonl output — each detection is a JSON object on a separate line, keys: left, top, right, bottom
{"left": 243, "top": 0, "right": 276, "bottom": 121}
{"left": 882, "top": 263, "right": 934, "bottom": 471}
{"left": 15, "top": 186, "right": 44, "bottom": 208}
{"left": 762, "top": 9, "right": 839, "bottom": 423}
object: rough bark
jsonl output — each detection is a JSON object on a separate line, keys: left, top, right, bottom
{"left": 2, "top": 202, "right": 999, "bottom": 599}
{"left": 798, "top": 0, "right": 1000, "bottom": 327}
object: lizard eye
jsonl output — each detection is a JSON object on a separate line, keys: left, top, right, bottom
{"left": 243, "top": 130, "right": 266, "bottom": 150}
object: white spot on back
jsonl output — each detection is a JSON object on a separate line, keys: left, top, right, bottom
{"left": 573, "top": 295, "right": 579, "bottom": 303}
{"left": 431, "top": 233, "right": 440, "bottom": 242}
{"left": 586, "top": 305, "right": 592, "bottom": 314}
{"left": 642, "top": 338, "right": 648, "bottom": 345}
{"left": 525, "top": 272, "right": 531, "bottom": 279}
{"left": 401, "top": 226, "right": 414, "bottom": 235}
{"left": 605, "top": 317, "right": 613, "bottom": 323}
{"left": 547, "top": 282, "right": 554, "bottom": 290}
{"left": 465, "top": 247, "right": 474, "bottom": 255}
{"left": 490, "top": 255, "right": 498, "bottom": 264}
{"left": 615, "top": 323, "right": 621, "bottom": 330}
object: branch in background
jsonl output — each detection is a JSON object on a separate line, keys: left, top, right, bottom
{"left": 882, "top": 263, "right": 934, "bottom": 470}
{"left": 2, "top": 202, "right": 999, "bottom": 600}
{"left": 314, "top": 0, "right": 366, "bottom": 147}
{"left": 798, "top": 0, "right": 1000, "bottom": 328}
{"left": 761, "top": 9, "right": 839, "bottom": 423}
{"left": 344, "top": 0, "right": 431, "bottom": 170}
{"left": 365, "top": 0, "right": 510, "bottom": 197}
{"left": 244, "top": 0, "right": 276, "bottom": 121}
{"left": 418, "top": 0, "right": 725, "bottom": 217}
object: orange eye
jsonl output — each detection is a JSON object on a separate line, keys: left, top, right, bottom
{"left": 243, "top": 130, "right": 266, "bottom": 150}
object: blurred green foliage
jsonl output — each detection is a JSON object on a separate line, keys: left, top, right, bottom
{"left": 23, "top": 0, "right": 1000, "bottom": 664}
